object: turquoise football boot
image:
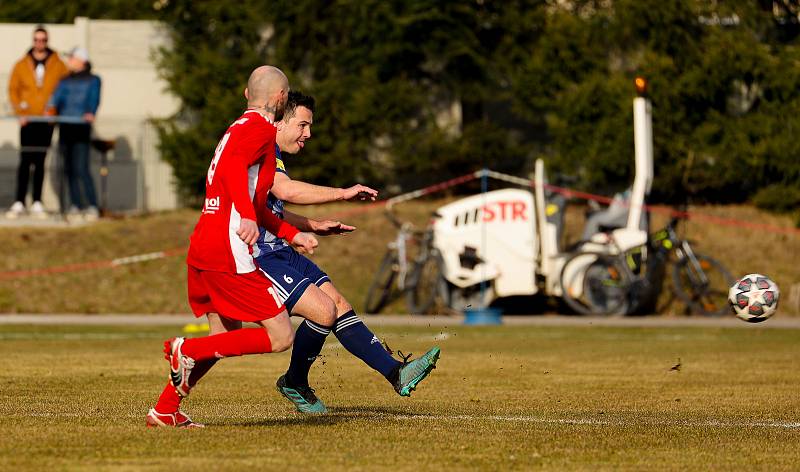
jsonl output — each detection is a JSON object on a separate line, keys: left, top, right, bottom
{"left": 393, "top": 347, "right": 441, "bottom": 397}
{"left": 276, "top": 375, "right": 327, "bottom": 414}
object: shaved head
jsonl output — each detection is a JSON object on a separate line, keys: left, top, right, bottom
{"left": 245, "top": 66, "right": 290, "bottom": 120}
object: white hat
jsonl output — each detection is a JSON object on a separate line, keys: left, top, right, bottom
{"left": 68, "top": 47, "right": 90, "bottom": 62}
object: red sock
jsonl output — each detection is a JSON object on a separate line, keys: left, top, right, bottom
{"left": 154, "top": 380, "right": 181, "bottom": 414}
{"left": 181, "top": 328, "right": 272, "bottom": 361}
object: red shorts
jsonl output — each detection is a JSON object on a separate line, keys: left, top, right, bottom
{"left": 187, "top": 265, "right": 285, "bottom": 322}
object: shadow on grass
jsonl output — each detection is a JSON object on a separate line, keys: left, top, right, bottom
{"left": 228, "top": 405, "right": 418, "bottom": 427}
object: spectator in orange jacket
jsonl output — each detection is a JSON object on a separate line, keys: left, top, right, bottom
{"left": 6, "top": 26, "right": 68, "bottom": 219}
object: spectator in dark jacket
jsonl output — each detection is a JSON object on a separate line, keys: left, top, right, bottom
{"left": 47, "top": 47, "right": 101, "bottom": 220}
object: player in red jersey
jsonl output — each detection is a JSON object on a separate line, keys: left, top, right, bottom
{"left": 146, "top": 66, "right": 333, "bottom": 428}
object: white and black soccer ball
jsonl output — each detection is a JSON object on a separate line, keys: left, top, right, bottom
{"left": 728, "top": 274, "right": 780, "bottom": 323}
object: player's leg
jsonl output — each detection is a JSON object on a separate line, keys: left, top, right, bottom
{"left": 257, "top": 250, "right": 336, "bottom": 413}
{"left": 274, "top": 283, "right": 336, "bottom": 413}
{"left": 186, "top": 313, "right": 242, "bottom": 387}
{"left": 150, "top": 267, "right": 290, "bottom": 428}
{"left": 166, "top": 269, "right": 292, "bottom": 396}
{"left": 283, "top": 284, "right": 336, "bottom": 385}
{"left": 258, "top": 249, "right": 337, "bottom": 388}
{"left": 150, "top": 312, "right": 239, "bottom": 425}
{"left": 320, "top": 281, "right": 400, "bottom": 379}
{"left": 148, "top": 266, "right": 215, "bottom": 427}
{"left": 146, "top": 310, "right": 293, "bottom": 428}
{"left": 321, "top": 282, "right": 441, "bottom": 397}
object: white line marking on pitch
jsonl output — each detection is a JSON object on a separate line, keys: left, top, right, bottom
{"left": 389, "top": 414, "right": 800, "bottom": 429}
{"left": 17, "top": 412, "right": 800, "bottom": 429}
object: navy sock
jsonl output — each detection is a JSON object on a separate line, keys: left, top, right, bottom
{"left": 334, "top": 310, "right": 401, "bottom": 379}
{"left": 285, "top": 319, "right": 331, "bottom": 387}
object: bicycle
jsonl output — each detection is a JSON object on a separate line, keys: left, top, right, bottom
{"left": 363, "top": 209, "right": 448, "bottom": 314}
{"left": 559, "top": 214, "right": 734, "bottom": 316}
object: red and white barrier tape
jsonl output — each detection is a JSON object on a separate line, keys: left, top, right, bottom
{"left": 0, "top": 248, "right": 186, "bottom": 281}
{"left": 0, "top": 169, "right": 796, "bottom": 281}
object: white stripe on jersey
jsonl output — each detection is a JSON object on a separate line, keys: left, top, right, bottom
{"left": 229, "top": 204, "right": 256, "bottom": 274}
{"left": 248, "top": 162, "right": 260, "bottom": 200}
{"left": 315, "top": 275, "right": 330, "bottom": 285}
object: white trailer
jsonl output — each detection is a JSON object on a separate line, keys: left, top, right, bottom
{"left": 430, "top": 80, "right": 654, "bottom": 310}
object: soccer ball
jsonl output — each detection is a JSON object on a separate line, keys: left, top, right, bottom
{"left": 728, "top": 274, "right": 780, "bottom": 323}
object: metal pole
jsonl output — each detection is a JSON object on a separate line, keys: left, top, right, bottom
{"left": 56, "top": 137, "right": 67, "bottom": 219}
{"left": 628, "top": 96, "right": 653, "bottom": 230}
{"left": 100, "top": 150, "right": 108, "bottom": 216}
{"left": 480, "top": 168, "right": 488, "bottom": 307}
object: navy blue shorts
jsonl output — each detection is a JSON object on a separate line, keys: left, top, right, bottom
{"left": 255, "top": 247, "right": 330, "bottom": 313}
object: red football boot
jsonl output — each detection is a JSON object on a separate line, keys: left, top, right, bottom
{"left": 146, "top": 408, "right": 205, "bottom": 428}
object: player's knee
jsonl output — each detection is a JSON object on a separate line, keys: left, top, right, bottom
{"left": 267, "top": 326, "right": 295, "bottom": 353}
{"left": 320, "top": 295, "right": 337, "bottom": 327}
{"left": 325, "top": 291, "right": 352, "bottom": 316}
{"left": 333, "top": 294, "right": 353, "bottom": 316}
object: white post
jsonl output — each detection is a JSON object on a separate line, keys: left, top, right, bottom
{"left": 628, "top": 96, "right": 653, "bottom": 230}
{"left": 74, "top": 16, "right": 90, "bottom": 50}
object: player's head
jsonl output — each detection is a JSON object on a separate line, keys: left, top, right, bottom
{"left": 276, "top": 91, "right": 314, "bottom": 155}
{"left": 244, "top": 65, "right": 289, "bottom": 120}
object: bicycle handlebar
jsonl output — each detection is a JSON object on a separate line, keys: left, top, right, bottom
{"left": 383, "top": 207, "right": 438, "bottom": 236}
{"left": 384, "top": 207, "right": 406, "bottom": 230}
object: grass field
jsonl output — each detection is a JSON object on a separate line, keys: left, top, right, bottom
{"left": 1, "top": 320, "right": 799, "bottom": 470}
{"left": 0, "top": 201, "right": 798, "bottom": 315}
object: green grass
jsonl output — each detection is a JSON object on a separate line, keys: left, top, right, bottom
{"left": 0, "top": 201, "right": 797, "bottom": 314}
{"left": 1, "top": 322, "right": 799, "bottom": 470}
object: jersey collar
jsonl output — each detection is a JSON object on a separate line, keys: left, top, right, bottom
{"left": 243, "top": 109, "right": 274, "bottom": 124}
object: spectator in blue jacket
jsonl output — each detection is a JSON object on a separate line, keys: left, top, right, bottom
{"left": 47, "top": 47, "right": 101, "bottom": 220}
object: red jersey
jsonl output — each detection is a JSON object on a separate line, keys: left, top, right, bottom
{"left": 187, "top": 110, "right": 300, "bottom": 273}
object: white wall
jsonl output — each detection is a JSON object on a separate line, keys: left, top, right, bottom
{"left": 0, "top": 18, "right": 180, "bottom": 212}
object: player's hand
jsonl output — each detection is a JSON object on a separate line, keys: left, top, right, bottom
{"left": 341, "top": 184, "right": 378, "bottom": 201}
{"left": 18, "top": 116, "right": 28, "bottom": 126}
{"left": 311, "top": 219, "right": 356, "bottom": 236}
{"left": 290, "top": 232, "right": 319, "bottom": 254}
{"left": 83, "top": 113, "right": 95, "bottom": 124}
{"left": 237, "top": 218, "right": 260, "bottom": 245}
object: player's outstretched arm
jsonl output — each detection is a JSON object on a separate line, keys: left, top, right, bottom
{"left": 283, "top": 209, "right": 356, "bottom": 236}
{"left": 272, "top": 173, "right": 378, "bottom": 205}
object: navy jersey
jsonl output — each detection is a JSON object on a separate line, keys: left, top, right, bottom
{"left": 254, "top": 145, "right": 289, "bottom": 257}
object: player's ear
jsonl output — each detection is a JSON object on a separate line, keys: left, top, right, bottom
{"left": 276, "top": 120, "right": 285, "bottom": 131}
{"left": 244, "top": 87, "right": 250, "bottom": 101}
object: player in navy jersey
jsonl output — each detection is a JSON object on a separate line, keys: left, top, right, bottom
{"left": 255, "top": 91, "right": 440, "bottom": 413}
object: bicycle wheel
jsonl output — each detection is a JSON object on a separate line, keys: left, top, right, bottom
{"left": 560, "top": 251, "right": 633, "bottom": 316}
{"left": 406, "top": 251, "right": 449, "bottom": 315}
{"left": 363, "top": 250, "right": 398, "bottom": 314}
{"left": 671, "top": 254, "right": 734, "bottom": 317}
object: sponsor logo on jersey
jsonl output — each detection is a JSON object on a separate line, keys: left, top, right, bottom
{"left": 203, "top": 196, "right": 221, "bottom": 214}
{"left": 276, "top": 157, "right": 286, "bottom": 173}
